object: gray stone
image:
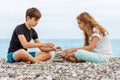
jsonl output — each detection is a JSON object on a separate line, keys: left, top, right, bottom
{"left": 0, "top": 57, "right": 120, "bottom": 79}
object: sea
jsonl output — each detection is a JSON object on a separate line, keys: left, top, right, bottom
{"left": 0, "top": 39, "right": 120, "bottom": 59}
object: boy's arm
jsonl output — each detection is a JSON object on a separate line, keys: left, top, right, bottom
{"left": 34, "top": 38, "right": 41, "bottom": 43}
{"left": 34, "top": 38, "right": 55, "bottom": 52}
{"left": 34, "top": 38, "right": 42, "bottom": 50}
{"left": 18, "top": 35, "right": 45, "bottom": 48}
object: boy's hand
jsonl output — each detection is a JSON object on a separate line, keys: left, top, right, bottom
{"left": 40, "top": 47, "right": 54, "bottom": 52}
{"left": 40, "top": 42, "right": 55, "bottom": 52}
{"left": 54, "top": 46, "right": 62, "bottom": 51}
{"left": 42, "top": 42, "right": 55, "bottom": 48}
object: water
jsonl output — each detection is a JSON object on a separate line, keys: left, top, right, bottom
{"left": 0, "top": 39, "right": 120, "bottom": 59}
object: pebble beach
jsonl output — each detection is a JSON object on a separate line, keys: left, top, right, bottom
{"left": 0, "top": 57, "right": 120, "bottom": 80}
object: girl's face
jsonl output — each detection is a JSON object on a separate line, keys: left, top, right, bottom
{"left": 77, "top": 19, "right": 85, "bottom": 30}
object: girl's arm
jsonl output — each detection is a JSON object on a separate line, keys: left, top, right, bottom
{"left": 66, "top": 36, "right": 99, "bottom": 52}
{"left": 64, "top": 36, "right": 99, "bottom": 59}
{"left": 78, "top": 36, "right": 99, "bottom": 51}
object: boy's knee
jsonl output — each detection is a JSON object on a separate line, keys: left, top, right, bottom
{"left": 19, "top": 49, "right": 26, "bottom": 53}
{"left": 48, "top": 52, "right": 52, "bottom": 58}
{"left": 13, "top": 49, "right": 27, "bottom": 59}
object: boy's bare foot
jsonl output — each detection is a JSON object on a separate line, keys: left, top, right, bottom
{"left": 25, "top": 61, "right": 31, "bottom": 64}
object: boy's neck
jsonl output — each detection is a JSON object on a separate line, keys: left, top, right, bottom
{"left": 25, "top": 22, "right": 32, "bottom": 30}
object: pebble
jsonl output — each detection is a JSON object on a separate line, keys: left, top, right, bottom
{"left": 0, "top": 57, "right": 120, "bottom": 80}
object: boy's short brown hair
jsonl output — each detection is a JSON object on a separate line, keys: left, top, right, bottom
{"left": 26, "top": 7, "right": 41, "bottom": 20}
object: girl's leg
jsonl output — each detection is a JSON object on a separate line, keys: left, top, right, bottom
{"left": 74, "top": 50, "right": 107, "bottom": 63}
{"left": 65, "top": 52, "right": 85, "bottom": 63}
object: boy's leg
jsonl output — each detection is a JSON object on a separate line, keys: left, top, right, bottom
{"left": 35, "top": 51, "right": 52, "bottom": 62}
{"left": 13, "top": 49, "right": 37, "bottom": 63}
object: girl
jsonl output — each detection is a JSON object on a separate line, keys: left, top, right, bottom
{"left": 63, "top": 12, "right": 112, "bottom": 63}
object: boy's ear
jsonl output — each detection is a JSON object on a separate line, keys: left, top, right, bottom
{"left": 26, "top": 16, "right": 30, "bottom": 20}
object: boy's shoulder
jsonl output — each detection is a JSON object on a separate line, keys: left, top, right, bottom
{"left": 16, "top": 23, "right": 25, "bottom": 28}
{"left": 15, "top": 23, "right": 25, "bottom": 30}
{"left": 15, "top": 23, "right": 36, "bottom": 32}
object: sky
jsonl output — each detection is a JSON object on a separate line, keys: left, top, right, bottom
{"left": 0, "top": 0, "right": 120, "bottom": 39}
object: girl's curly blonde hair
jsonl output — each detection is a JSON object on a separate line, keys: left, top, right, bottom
{"left": 77, "top": 12, "right": 108, "bottom": 46}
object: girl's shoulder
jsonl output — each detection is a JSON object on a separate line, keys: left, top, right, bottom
{"left": 91, "top": 27, "right": 102, "bottom": 39}
{"left": 93, "top": 27, "right": 99, "bottom": 33}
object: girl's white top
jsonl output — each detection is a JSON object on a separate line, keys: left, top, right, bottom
{"left": 89, "top": 27, "right": 112, "bottom": 58}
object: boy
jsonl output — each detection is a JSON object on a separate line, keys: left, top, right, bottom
{"left": 7, "top": 7, "right": 60, "bottom": 64}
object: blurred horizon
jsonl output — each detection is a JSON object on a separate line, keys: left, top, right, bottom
{"left": 0, "top": 0, "right": 120, "bottom": 39}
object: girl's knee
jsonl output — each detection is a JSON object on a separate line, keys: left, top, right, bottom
{"left": 74, "top": 50, "right": 87, "bottom": 60}
{"left": 75, "top": 50, "right": 86, "bottom": 56}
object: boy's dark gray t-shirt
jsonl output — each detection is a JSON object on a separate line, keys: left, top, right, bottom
{"left": 8, "top": 23, "right": 38, "bottom": 53}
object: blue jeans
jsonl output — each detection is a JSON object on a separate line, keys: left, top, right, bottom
{"left": 7, "top": 52, "right": 36, "bottom": 63}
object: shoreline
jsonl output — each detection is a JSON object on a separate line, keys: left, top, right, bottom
{"left": 0, "top": 57, "right": 120, "bottom": 80}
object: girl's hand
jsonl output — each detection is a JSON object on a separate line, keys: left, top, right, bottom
{"left": 63, "top": 52, "right": 75, "bottom": 61}
{"left": 64, "top": 48, "right": 77, "bottom": 53}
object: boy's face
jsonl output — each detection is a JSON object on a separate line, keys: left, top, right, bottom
{"left": 27, "top": 16, "right": 40, "bottom": 27}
